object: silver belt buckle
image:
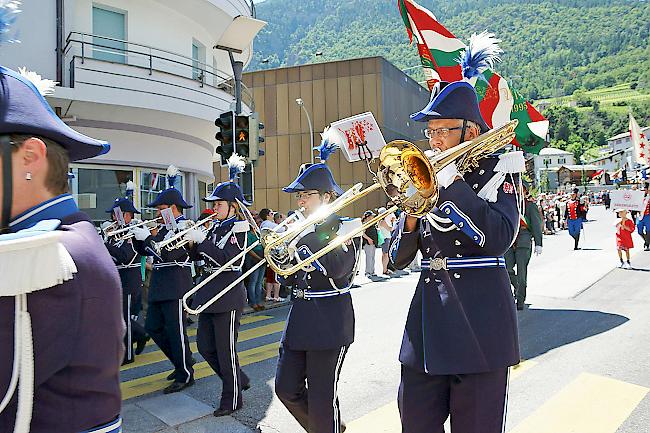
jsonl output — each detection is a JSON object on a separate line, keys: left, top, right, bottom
{"left": 293, "top": 289, "right": 305, "bottom": 299}
{"left": 431, "top": 257, "right": 447, "bottom": 271}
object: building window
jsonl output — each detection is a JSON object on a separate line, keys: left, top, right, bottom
{"left": 192, "top": 40, "right": 205, "bottom": 81}
{"left": 543, "top": 158, "right": 551, "bottom": 165}
{"left": 140, "top": 170, "right": 185, "bottom": 220}
{"left": 92, "top": 6, "right": 127, "bottom": 63}
{"left": 559, "top": 158, "right": 566, "bottom": 164}
{"left": 70, "top": 166, "right": 134, "bottom": 223}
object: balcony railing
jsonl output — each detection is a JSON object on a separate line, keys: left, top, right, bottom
{"left": 62, "top": 32, "right": 255, "bottom": 111}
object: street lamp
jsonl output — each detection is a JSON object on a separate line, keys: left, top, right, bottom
{"left": 296, "top": 98, "right": 314, "bottom": 164}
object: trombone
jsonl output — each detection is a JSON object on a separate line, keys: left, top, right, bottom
{"left": 182, "top": 208, "right": 304, "bottom": 315}
{"left": 152, "top": 214, "right": 215, "bottom": 254}
{"left": 104, "top": 217, "right": 161, "bottom": 242}
{"left": 263, "top": 120, "right": 518, "bottom": 276}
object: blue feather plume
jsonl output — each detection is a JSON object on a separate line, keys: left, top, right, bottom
{"left": 456, "top": 31, "right": 503, "bottom": 84}
{"left": 0, "top": 0, "right": 21, "bottom": 45}
{"left": 227, "top": 154, "right": 246, "bottom": 181}
{"left": 314, "top": 136, "right": 339, "bottom": 162}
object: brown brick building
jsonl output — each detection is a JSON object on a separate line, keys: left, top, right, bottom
{"left": 213, "top": 56, "right": 430, "bottom": 216}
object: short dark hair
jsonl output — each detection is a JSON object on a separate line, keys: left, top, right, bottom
{"left": 259, "top": 208, "right": 272, "bottom": 220}
{"left": 11, "top": 134, "right": 69, "bottom": 195}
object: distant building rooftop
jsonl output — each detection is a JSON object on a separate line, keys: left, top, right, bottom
{"left": 539, "top": 147, "right": 572, "bottom": 156}
{"left": 608, "top": 126, "right": 649, "bottom": 142}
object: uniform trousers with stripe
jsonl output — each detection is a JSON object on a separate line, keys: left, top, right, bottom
{"left": 145, "top": 300, "right": 193, "bottom": 383}
{"left": 197, "top": 310, "right": 250, "bottom": 411}
{"left": 398, "top": 365, "right": 509, "bottom": 433}
{"left": 123, "top": 294, "right": 148, "bottom": 363}
{"left": 275, "top": 345, "right": 348, "bottom": 433}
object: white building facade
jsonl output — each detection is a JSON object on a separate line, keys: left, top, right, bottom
{"left": 3, "top": 0, "right": 265, "bottom": 221}
{"left": 534, "top": 146, "right": 575, "bottom": 189}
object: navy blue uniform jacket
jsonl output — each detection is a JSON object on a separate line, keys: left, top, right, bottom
{"left": 280, "top": 215, "right": 361, "bottom": 351}
{"left": 390, "top": 157, "right": 520, "bottom": 375}
{"left": 189, "top": 217, "right": 247, "bottom": 313}
{"left": 0, "top": 212, "right": 124, "bottom": 433}
{"left": 137, "top": 218, "right": 193, "bottom": 303}
{"left": 105, "top": 237, "right": 141, "bottom": 296}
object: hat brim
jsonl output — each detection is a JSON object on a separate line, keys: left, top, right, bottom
{"left": 410, "top": 81, "right": 490, "bottom": 133}
{"left": 0, "top": 66, "right": 110, "bottom": 161}
{"left": 282, "top": 163, "right": 345, "bottom": 195}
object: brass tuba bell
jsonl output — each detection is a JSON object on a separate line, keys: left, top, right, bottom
{"left": 377, "top": 119, "right": 518, "bottom": 217}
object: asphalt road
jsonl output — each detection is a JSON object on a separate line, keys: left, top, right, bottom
{"left": 123, "top": 205, "right": 650, "bottom": 433}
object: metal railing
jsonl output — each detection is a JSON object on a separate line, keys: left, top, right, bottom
{"left": 63, "top": 32, "right": 255, "bottom": 111}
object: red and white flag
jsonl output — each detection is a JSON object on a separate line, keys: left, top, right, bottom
{"left": 629, "top": 113, "right": 650, "bottom": 166}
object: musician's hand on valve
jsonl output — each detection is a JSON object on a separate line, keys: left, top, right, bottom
{"left": 435, "top": 162, "right": 462, "bottom": 189}
{"left": 131, "top": 226, "right": 151, "bottom": 241}
{"left": 184, "top": 228, "right": 207, "bottom": 246}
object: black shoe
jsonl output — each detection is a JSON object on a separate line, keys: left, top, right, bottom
{"left": 166, "top": 371, "right": 177, "bottom": 381}
{"left": 341, "top": 422, "right": 347, "bottom": 432}
{"left": 163, "top": 379, "right": 195, "bottom": 394}
{"left": 516, "top": 303, "right": 525, "bottom": 311}
{"left": 213, "top": 407, "right": 239, "bottom": 417}
{"left": 242, "top": 382, "right": 251, "bottom": 391}
{"left": 134, "top": 336, "right": 150, "bottom": 356}
{"left": 121, "top": 357, "right": 135, "bottom": 366}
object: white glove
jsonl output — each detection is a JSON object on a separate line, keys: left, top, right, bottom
{"left": 436, "top": 162, "right": 461, "bottom": 189}
{"left": 534, "top": 245, "right": 543, "bottom": 256}
{"left": 184, "top": 228, "right": 207, "bottom": 245}
{"left": 131, "top": 226, "right": 151, "bottom": 241}
{"left": 100, "top": 221, "right": 113, "bottom": 232}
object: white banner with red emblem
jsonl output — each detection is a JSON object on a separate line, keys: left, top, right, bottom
{"left": 325, "top": 112, "right": 386, "bottom": 162}
{"left": 610, "top": 189, "right": 645, "bottom": 211}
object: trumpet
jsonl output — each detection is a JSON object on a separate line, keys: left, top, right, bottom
{"left": 105, "top": 218, "right": 161, "bottom": 242}
{"left": 153, "top": 215, "right": 215, "bottom": 254}
{"left": 182, "top": 208, "right": 304, "bottom": 315}
{"left": 263, "top": 120, "right": 518, "bottom": 276}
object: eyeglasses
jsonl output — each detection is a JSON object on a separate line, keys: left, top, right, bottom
{"left": 423, "top": 126, "right": 463, "bottom": 139}
{"left": 294, "top": 192, "right": 320, "bottom": 200}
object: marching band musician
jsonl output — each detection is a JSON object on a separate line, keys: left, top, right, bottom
{"left": 131, "top": 166, "right": 195, "bottom": 394}
{"left": 389, "top": 77, "right": 523, "bottom": 432}
{"left": 274, "top": 142, "right": 361, "bottom": 433}
{"left": 104, "top": 183, "right": 149, "bottom": 364}
{"left": 184, "top": 155, "right": 251, "bottom": 417}
{"left": 0, "top": 63, "right": 124, "bottom": 432}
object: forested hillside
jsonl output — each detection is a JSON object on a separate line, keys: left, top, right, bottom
{"left": 251, "top": 0, "right": 649, "bottom": 100}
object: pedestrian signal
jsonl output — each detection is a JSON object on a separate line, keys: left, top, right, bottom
{"left": 215, "top": 111, "right": 234, "bottom": 162}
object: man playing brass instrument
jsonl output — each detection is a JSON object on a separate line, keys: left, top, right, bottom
{"left": 389, "top": 79, "right": 523, "bottom": 433}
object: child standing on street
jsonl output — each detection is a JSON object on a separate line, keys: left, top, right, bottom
{"left": 615, "top": 209, "right": 635, "bottom": 269}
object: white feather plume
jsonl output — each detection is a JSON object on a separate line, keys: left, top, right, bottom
{"left": 18, "top": 67, "right": 58, "bottom": 96}
{"left": 166, "top": 165, "right": 178, "bottom": 178}
{"left": 125, "top": 180, "right": 135, "bottom": 192}
{"left": 227, "top": 153, "right": 246, "bottom": 180}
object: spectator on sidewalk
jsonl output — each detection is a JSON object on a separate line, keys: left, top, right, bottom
{"left": 377, "top": 207, "right": 397, "bottom": 277}
{"left": 361, "top": 210, "right": 381, "bottom": 280}
{"left": 505, "top": 181, "right": 543, "bottom": 310}
{"left": 615, "top": 209, "right": 635, "bottom": 269}
{"left": 244, "top": 227, "right": 266, "bottom": 311}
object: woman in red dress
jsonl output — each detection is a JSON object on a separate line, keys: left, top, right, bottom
{"left": 615, "top": 209, "right": 635, "bottom": 269}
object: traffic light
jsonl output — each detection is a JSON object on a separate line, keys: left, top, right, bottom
{"left": 215, "top": 111, "right": 234, "bottom": 162}
{"left": 234, "top": 115, "right": 250, "bottom": 157}
{"left": 249, "top": 112, "right": 265, "bottom": 163}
